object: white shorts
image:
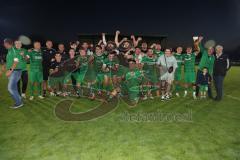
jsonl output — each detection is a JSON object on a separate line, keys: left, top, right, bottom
{"left": 160, "top": 72, "right": 174, "bottom": 83}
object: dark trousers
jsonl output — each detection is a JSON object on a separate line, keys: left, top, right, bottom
{"left": 196, "top": 70, "right": 213, "bottom": 98}
{"left": 213, "top": 75, "right": 224, "bottom": 101}
{"left": 18, "top": 70, "right": 28, "bottom": 94}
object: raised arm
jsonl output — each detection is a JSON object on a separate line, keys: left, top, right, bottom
{"left": 119, "top": 37, "right": 128, "bottom": 45}
{"left": 135, "top": 37, "right": 142, "bottom": 47}
{"left": 97, "top": 40, "right": 103, "bottom": 46}
{"left": 131, "top": 35, "right": 142, "bottom": 47}
{"left": 198, "top": 36, "right": 206, "bottom": 54}
{"left": 115, "top": 30, "right": 121, "bottom": 47}
{"left": 150, "top": 43, "right": 156, "bottom": 49}
{"left": 102, "top": 33, "right": 107, "bottom": 46}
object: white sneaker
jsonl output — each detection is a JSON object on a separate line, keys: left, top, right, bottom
{"left": 161, "top": 96, "right": 165, "bottom": 101}
{"left": 38, "top": 95, "right": 44, "bottom": 99}
{"left": 11, "top": 103, "right": 24, "bottom": 109}
{"left": 165, "top": 95, "right": 170, "bottom": 100}
{"left": 50, "top": 92, "right": 56, "bottom": 96}
{"left": 193, "top": 92, "right": 197, "bottom": 100}
{"left": 176, "top": 93, "right": 180, "bottom": 97}
{"left": 29, "top": 96, "right": 34, "bottom": 101}
{"left": 142, "top": 95, "right": 148, "bottom": 100}
{"left": 21, "top": 93, "right": 26, "bottom": 99}
{"left": 183, "top": 91, "right": 187, "bottom": 97}
{"left": 149, "top": 95, "right": 154, "bottom": 100}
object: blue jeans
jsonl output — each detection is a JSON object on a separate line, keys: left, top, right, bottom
{"left": 213, "top": 75, "right": 224, "bottom": 100}
{"left": 8, "top": 70, "right": 22, "bottom": 105}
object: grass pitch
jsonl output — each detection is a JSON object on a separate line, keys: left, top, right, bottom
{"left": 0, "top": 67, "right": 239, "bottom": 160}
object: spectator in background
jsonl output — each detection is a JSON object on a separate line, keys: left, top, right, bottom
{"left": 213, "top": 45, "right": 230, "bottom": 101}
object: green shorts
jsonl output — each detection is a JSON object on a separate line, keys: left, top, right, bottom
{"left": 63, "top": 72, "right": 78, "bottom": 84}
{"left": 174, "top": 71, "right": 182, "bottom": 81}
{"left": 145, "top": 73, "right": 158, "bottom": 84}
{"left": 96, "top": 73, "right": 104, "bottom": 83}
{"left": 49, "top": 76, "right": 64, "bottom": 87}
{"left": 77, "top": 70, "right": 87, "bottom": 84}
{"left": 184, "top": 72, "right": 196, "bottom": 83}
{"left": 29, "top": 71, "right": 43, "bottom": 83}
{"left": 200, "top": 85, "right": 208, "bottom": 92}
{"left": 128, "top": 86, "right": 140, "bottom": 101}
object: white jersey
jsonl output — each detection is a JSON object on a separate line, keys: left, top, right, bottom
{"left": 157, "top": 54, "right": 178, "bottom": 81}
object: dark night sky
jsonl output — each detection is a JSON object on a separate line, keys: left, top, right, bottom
{"left": 0, "top": 0, "right": 240, "bottom": 51}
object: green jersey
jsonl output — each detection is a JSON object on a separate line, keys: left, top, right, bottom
{"left": 142, "top": 56, "right": 158, "bottom": 83}
{"left": 94, "top": 54, "right": 105, "bottom": 73}
{"left": 153, "top": 49, "right": 164, "bottom": 57}
{"left": 126, "top": 70, "right": 141, "bottom": 86}
{"left": 77, "top": 55, "right": 89, "bottom": 72}
{"left": 198, "top": 43, "right": 215, "bottom": 75}
{"left": 183, "top": 53, "right": 196, "bottom": 72}
{"left": 174, "top": 53, "right": 183, "bottom": 73}
{"left": 125, "top": 69, "right": 142, "bottom": 101}
{"left": 27, "top": 50, "right": 43, "bottom": 71}
{"left": 6, "top": 47, "right": 26, "bottom": 70}
{"left": 103, "top": 58, "right": 119, "bottom": 75}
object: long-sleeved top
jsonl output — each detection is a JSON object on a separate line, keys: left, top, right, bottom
{"left": 198, "top": 43, "right": 215, "bottom": 75}
{"left": 213, "top": 53, "right": 230, "bottom": 77}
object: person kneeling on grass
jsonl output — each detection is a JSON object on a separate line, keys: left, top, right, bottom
{"left": 27, "top": 41, "right": 44, "bottom": 100}
{"left": 197, "top": 67, "right": 211, "bottom": 99}
{"left": 48, "top": 53, "right": 64, "bottom": 96}
{"left": 124, "top": 59, "right": 142, "bottom": 105}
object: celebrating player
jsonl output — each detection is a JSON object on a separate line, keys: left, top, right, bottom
{"left": 157, "top": 48, "right": 178, "bottom": 101}
{"left": 27, "top": 41, "right": 44, "bottom": 100}
{"left": 14, "top": 40, "right": 28, "bottom": 99}
{"left": 182, "top": 47, "right": 199, "bottom": 99}
{"left": 42, "top": 40, "right": 56, "bottom": 97}
{"left": 173, "top": 47, "right": 183, "bottom": 97}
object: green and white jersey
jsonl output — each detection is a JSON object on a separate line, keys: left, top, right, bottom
{"left": 102, "top": 58, "right": 119, "bottom": 74}
{"left": 76, "top": 55, "right": 89, "bottom": 72}
{"left": 198, "top": 43, "right": 215, "bottom": 75}
{"left": 125, "top": 70, "right": 141, "bottom": 87}
{"left": 141, "top": 56, "right": 157, "bottom": 74}
{"left": 27, "top": 50, "right": 43, "bottom": 72}
{"left": 94, "top": 54, "right": 105, "bottom": 73}
{"left": 6, "top": 47, "right": 27, "bottom": 70}
{"left": 174, "top": 53, "right": 183, "bottom": 73}
{"left": 133, "top": 53, "right": 144, "bottom": 64}
{"left": 153, "top": 49, "right": 164, "bottom": 58}
{"left": 183, "top": 53, "right": 196, "bottom": 73}
{"left": 142, "top": 55, "right": 158, "bottom": 83}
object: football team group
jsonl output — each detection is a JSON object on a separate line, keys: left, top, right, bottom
{"left": 1, "top": 31, "right": 230, "bottom": 108}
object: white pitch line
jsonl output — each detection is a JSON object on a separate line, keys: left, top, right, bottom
{"left": 226, "top": 95, "right": 240, "bottom": 101}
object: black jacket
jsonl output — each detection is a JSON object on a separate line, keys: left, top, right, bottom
{"left": 213, "top": 53, "right": 230, "bottom": 76}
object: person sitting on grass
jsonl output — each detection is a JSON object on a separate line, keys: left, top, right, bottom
{"left": 197, "top": 67, "right": 211, "bottom": 99}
